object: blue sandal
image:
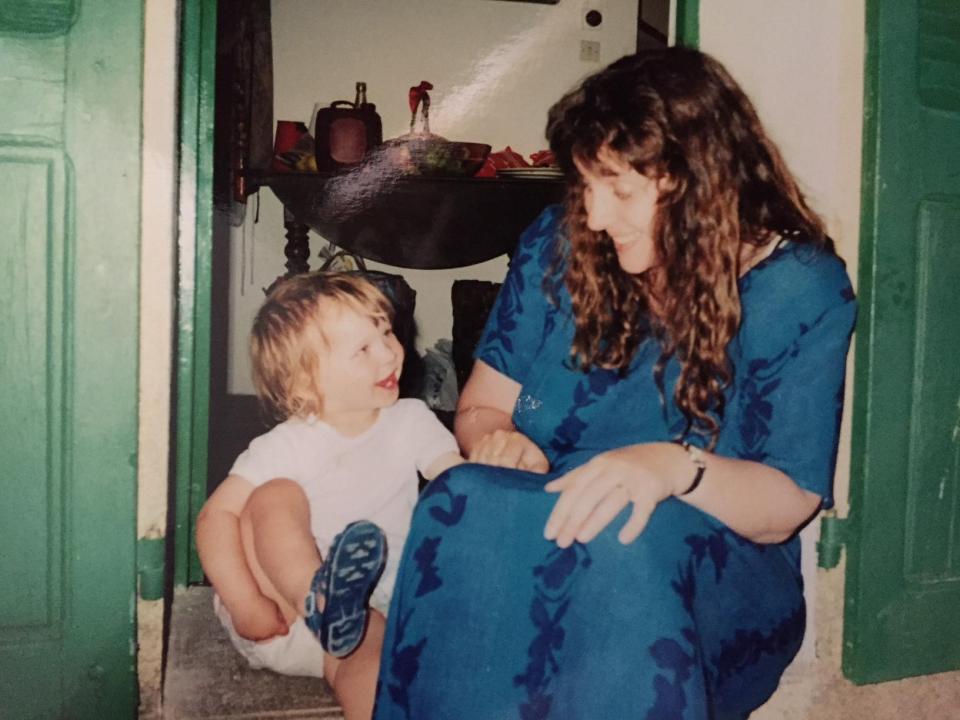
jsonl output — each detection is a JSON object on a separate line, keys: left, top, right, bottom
{"left": 304, "top": 520, "right": 387, "bottom": 658}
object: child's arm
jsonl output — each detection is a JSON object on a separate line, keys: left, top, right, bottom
{"left": 422, "top": 451, "right": 465, "bottom": 481}
{"left": 196, "top": 474, "right": 288, "bottom": 641}
{"left": 409, "top": 400, "right": 466, "bottom": 481}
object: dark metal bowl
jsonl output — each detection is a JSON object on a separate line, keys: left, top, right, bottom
{"left": 380, "top": 136, "right": 492, "bottom": 177}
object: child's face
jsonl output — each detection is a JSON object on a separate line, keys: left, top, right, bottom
{"left": 315, "top": 304, "right": 404, "bottom": 423}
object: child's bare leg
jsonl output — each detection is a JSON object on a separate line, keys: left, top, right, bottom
{"left": 323, "top": 610, "right": 385, "bottom": 720}
{"left": 238, "top": 480, "right": 382, "bottom": 717}
{"left": 240, "top": 479, "right": 386, "bottom": 653}
{"left": 239, "top": 478, "right": 322, "bottom": 623}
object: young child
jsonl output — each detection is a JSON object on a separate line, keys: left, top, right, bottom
{"left": 196, "top": 272, "right": 462, "bottom": 719}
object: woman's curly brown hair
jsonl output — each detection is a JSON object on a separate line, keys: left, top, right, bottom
{"left": 546, "top": 47, "right": 831, "bottom": 447}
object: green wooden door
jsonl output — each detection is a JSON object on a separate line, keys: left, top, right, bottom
{"left": 845, "top": 0, "right": 960, "bottom": 683}
{"left": 0, "top": 1, "right": 143, "bottom": 717}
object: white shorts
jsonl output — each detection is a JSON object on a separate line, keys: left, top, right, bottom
{"left": 214, "top": 594, "right": 326, "bottom": 678}
{"left": 369, "top": 572, "right": 394, "bottom": 618}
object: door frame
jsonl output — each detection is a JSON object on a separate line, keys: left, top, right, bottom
{"left": 675, "top": 0, "right": 699, "bottom": 46}
{"left": 174, "top": 0, "right": 218, "bottom": 587}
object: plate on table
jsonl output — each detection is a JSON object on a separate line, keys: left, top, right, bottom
{"left": 497, "top": 167, "right": 563, "bottom": 179}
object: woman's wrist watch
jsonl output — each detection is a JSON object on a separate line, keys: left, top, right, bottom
{"left": 677, "top": 441, "right": 706, "bottom": 495}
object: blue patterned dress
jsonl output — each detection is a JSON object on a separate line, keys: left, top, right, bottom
{"left": 374, "top": 206, "right": 856, "bottom": 720}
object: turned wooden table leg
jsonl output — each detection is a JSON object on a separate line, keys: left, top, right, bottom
{"left": 282, "top": 208, "right": 311, "bottom": 276}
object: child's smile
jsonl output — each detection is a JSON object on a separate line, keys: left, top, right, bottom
{"left": 375, "top": 371, "right": 399, "bottom": 390}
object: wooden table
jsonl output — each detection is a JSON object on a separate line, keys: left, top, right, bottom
{"left": 250, "top": 170, "right": 565, "bottom": 272}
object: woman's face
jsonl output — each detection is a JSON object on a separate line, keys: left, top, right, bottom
{"left": 574, "top": 147, "right": 662, "bottom": 274}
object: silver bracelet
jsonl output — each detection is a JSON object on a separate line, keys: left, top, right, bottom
{"left": 678, "top": 441, "right": 706, "bottom": 495}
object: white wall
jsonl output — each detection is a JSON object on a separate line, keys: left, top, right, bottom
{"left": 699, "top": 1, "right": 864, "bottom": 510}
{"left": 700, "top": 2, "right": 863, "bottom": 280}
{"left": 228, "top": 0, "right": 638, "bottom": 394}
{"left": 137, "top": 0, "right": 178, "bottom": 715}
{"left": 699, "top": 0, "right": 865, "bottom": 709}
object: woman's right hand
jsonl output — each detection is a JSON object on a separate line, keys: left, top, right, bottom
{"left": 468, "top": 428, "right": 549, "bottom": 473}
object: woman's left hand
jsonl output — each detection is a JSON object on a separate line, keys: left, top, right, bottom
{"left": 543, "top": 442, "right": 686, "bottom": 547}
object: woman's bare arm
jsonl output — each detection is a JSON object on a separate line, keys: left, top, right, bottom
{"left": 544, "top": 442, "right": 821, "bottom": 546}
{"left": 676, "top": 448, "right": 821, "bottom": 543}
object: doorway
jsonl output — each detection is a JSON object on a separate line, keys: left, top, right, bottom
{"left": 164, "top": 2, "right": 687, "bottom": 714}
{"left": 174, "top": 0, "right": 680, "bottom": 590}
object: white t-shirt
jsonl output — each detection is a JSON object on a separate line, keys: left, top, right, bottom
{"left": 230, "top": 398, "right": 459, "bottom": 611}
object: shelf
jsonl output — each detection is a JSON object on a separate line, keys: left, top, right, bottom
{"left": 250, "top": 170, "right": 565, "bottom": 270}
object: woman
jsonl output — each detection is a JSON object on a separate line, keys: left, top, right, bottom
{"left": 375, "top": 47, "right": 856, "bottom": 719}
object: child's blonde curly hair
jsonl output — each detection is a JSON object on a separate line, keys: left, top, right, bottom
{"left": 250, "top": 272, "right": 394, "bottom": 421}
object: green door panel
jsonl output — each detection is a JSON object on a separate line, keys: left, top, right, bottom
{"left": 0, "top": 35, "right": 66, "bottom": 140}
{"left": 904, "top": 199, "right": 960, "bottom": 581}
{"left": 846, "top": 0, "right": 960, "bottom": 684}
{"left": 0, "top": 1, "right": 78, "bottom": 36}
{"left": 0, "top": 1, "right": 142, "bottom": 717}
{"left": 0, "top": 147, "right": 67, "bottom": 720}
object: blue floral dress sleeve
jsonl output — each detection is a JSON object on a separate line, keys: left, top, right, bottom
{"left": 474, "top": 205, "right": 565, "bottom": 386}
{"left": 723, "top": 242, "right": 857, "bottom": 508}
